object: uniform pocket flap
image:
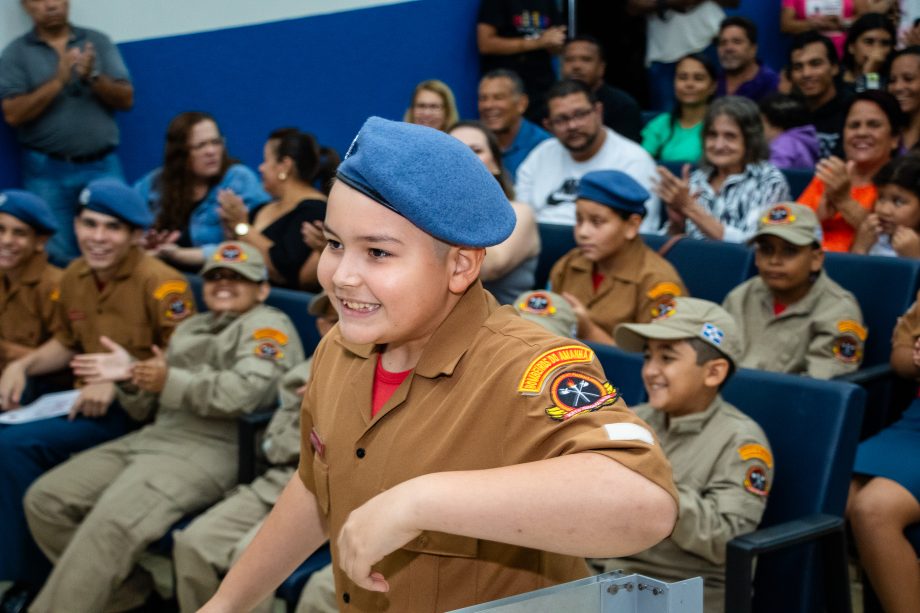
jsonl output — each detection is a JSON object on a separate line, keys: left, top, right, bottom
{"left": 402, "top": 532, "right": 478, "bottom": 558}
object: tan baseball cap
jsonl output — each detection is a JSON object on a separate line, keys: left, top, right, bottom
{"left": 752, "top": 202, "right": 823, "bottom": 247}
{"left": 614, "top": 297, "right": 741, "bottom": 366}
{"left": 513, "top": 290, "right": 577, "bottom": 338}
{"left": 200, "top": 242, "right": 267, "bottom": 282}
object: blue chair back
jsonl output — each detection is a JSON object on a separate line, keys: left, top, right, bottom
{"left": 535, "top": 223, "right": 576, "bottom": 290}
{"left": 659, "top": 238, "right": 756, "bottom": 304}
{"left": 264, "top": 287, "right": 322, "bottom": 356}
{"left": 639, "top": 232, "right": 668, "bottom": 252}
{"left": 780, "top": 168, "right": 814, "bottom": 200}
{"left": 823, "top": 253, "right": 920, "bottom": 368}
{"left": 722, "top": 369, "right": 865, "bottom": 611}
{"left": 586, "top": 343, "right": 646, "bottom": 407}
{"left": 185, "top": 274, "right": 205, "bottom": 311}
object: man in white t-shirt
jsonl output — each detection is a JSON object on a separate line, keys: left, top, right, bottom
{"left": 515, "top": 79, "right": 662, "bottom": 233}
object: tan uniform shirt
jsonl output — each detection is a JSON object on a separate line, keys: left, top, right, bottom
{"left": 0, "top": 252, "right": 61, "bottom": 352}
{"left": 297, "top": 282, "right": 678, "bottom": 612}
{"left": 602, "top": 396, "right": 772, "bottom": 612}
{"left": 549, "top": 239, "right": 687, "bottom": 335}
{"left": 723, "top": 272, "right": 865, "bottom": 379}
{"left": 893, "top": 290, "right": 920, "bottom": 350}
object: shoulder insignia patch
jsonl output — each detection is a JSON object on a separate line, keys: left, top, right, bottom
{"left": 744, "top": 465, "right": 770, "bottom": 497}
{"left": 253, "top": 328, "right": 288, "bottom": 345}
{"left": 518, "top": 345, "right": 595, "bottom": 395}
{"left": 837, "top": 320, "right": 867, "bottom": 341}
{"left": 255, "top": 341, "right": 284, "bottom": 361}
{"left": 154, "top": 280, "right": 189, "bottom": 300}
{"left": 647, "top": 282, "right": 682, "bottom": 300}
{"left": 49, "top": 288, "right": 60, "bottom": 302}
{"left": 545, "top": 371, "right": 618, "bottom": 421}
{"left": 738, "top": 443, "right": 773, "bottom": 469}
{"left": 163, "top": 294, "right": 192, "bottom": 321}
{"left": 517, "top": 291, "right": 556, "bottom": 316}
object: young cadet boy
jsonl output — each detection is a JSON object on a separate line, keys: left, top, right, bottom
{"left": 0, "top": 178, "right": 195, "bottom": 606}
{"left": 201, "top": 117, "right": 678, "bottom": 613}
{"left": 172, "top": 292, "right": 338, "bottom": 613}
{"left": 723, "top": 202, "right": 865, "bottom": 378}
{"left": 22, "top": 241, "right": 302, "bottom": 613}
{"left": 0, "top": 190, "right": 61, "bottom": 373}
{"left": 549, "top": 169, "right": 686, "bottom": 345}
{"left": 600, "top": 297, "right": 773, "bottom": 613}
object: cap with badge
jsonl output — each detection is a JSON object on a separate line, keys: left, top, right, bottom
{"left": 78, "top": 178, "right": 154, "bottom": 229}
{"left": 513, "top": 290, "right": 577, "bottom": 338}
{"left": 200, "top": 242, "right": 267, "bottom": 282}
{"left": 576, "top": 170, "right": 650, "bottom": 217}
{"left": 615, "top": 297, "right": 742, "bottom": 367}
{"left": 336, "top": 116, "right": 516, "bottom": 248}
{"left": 0, "top": 190, "right": 57, "bottom": 234}
{"left": 752, "top": 202, "right": 822, "bottom": 247}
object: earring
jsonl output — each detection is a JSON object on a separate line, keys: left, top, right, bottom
{"left": 278, "top": 172, "right": 288, "bottom": 181}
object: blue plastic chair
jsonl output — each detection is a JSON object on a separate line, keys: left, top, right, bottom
{"left": 721, "top": 369, "right": 865, "bottom": 613}
{"left": 534, "top": 223, "right": 576, "bottom": 290}
{"left": 656, "top": 238, "right": 756, "bottom": 304}
{"left": 779, "top": 167, "right": 815, "bottom": 200}
{"left": 586, "top": 342, "right": 646, "bottom": 407}
{"left": 264, "top": 287, "right": 322, "bottom": 356}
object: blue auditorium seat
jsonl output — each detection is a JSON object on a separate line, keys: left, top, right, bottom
{"left": 656, "top": 237, "right": 755, "bottom": 304}
{"left": 779, "top": 167, "right": 814, "bottom": 200}
{"left": 534, "top": 223, "right": 576, "bottom": 290}
{"left": 586, "top": 343, "right": 645, "bottom": 407}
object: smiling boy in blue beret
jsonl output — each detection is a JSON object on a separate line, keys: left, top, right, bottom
{"left": 202, "top": 117, "right": 678, "bottom": 612}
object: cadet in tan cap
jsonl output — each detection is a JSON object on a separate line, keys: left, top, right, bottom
{"left": 201, "top": 118, "right": 678, "bottom": 613}
{"left": 171, "top": 292, "right": 338, "bottom": 613}
{"left": 549, "top": 169, "right": 686, "bottom": 345}
{"left": 21, "top": 241, "right": 302, "bottom": 613}
{"left": 597, "top": 297, "right": 773, "bottom": 613}
{"left": 723, "top": 202, "right": 866, "bottom": 378}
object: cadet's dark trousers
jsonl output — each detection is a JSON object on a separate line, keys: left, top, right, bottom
{"left": 0, "top": 403, "right": 134, "bottom": 586}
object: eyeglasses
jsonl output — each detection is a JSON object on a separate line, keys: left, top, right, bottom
{"left": 189, "top": 136, "right": 225, "bottom": 152}
{"left": 547, "top": 108, "right": 594, "bottom": 129}
{"left": 413, "top": 103, "right": 445, "bottom": 112}
{"left": 203, "top": 269, "right": 247, "bottom": 282}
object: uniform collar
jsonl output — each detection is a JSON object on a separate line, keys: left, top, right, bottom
{"left": 75, "top": 246, "right": 142, "bottom": 280}
{"left": 663, "top": 394, "right": 724, "bottom": 435}
{"left": 6, "top": 251, "right": 50, "bottom": 286}
{"left": 569, "top": 237, "right": 645, "bottom": 283}
{"left": 336, "top": 281, "right": 495, "bottom": 378}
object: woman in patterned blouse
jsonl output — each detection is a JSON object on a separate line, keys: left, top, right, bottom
{"left": 654, "top": 96, "right": 792, "bottom": 243}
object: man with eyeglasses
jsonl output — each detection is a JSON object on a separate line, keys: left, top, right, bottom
{"left": 515, "top": 79, "right": 662, "bottom": 232}
{"left": 0, "top": 0, "right": 134, "bottom": 266}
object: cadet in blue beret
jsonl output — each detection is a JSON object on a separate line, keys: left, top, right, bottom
{"left": 549, "top": 169, "right": 688, "bottom": 345}
{"left": 78, "top": 178, "right": 154, "bottom": 229}
{"left": 204, "top": 117, "right": 678, "bottom": 612}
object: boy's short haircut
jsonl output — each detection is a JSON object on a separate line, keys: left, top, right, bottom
{"left": 686, "top": 337, "right": 736, "bottom": 387}
{"left": 759, "top": 93, "right": 809, "bottom": 131}
{"left": 788, "top": 31, "right": 838, "bottom": 67}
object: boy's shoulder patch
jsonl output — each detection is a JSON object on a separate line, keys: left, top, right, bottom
{"left": 744, "top": 465, "right": 770, "bottom": 497}
{"left": 153, "top": 280, "right": 189, "bottom": 300}
{"left": 738, "top": 442, "right": 773, "bottom": 469}
{"left": 255, "top": 340, "right": 284, "bottom": 361}
{"left": 518, "top": 344, "right": 595, "bottom": 395}
{"left": 837, "top": 319, "right": 867, "bottom": 341}
{"left": 253, "top": 327, "right": 288, "bottom": 346}
{"left": 647, "top": 281, "right": 682, "bottom": 300}
{"left": 544, "top": 371, "right": 618, "bottom": 421}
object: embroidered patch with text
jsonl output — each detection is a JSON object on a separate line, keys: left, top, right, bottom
{"left": 518, "top": 345, "right": 595, "bottom": 395}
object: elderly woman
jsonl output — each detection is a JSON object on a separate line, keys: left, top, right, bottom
{"left": 134, "top": 112, "right": 270, "bottom": 269}
{"left": 655, "top": 96, "right": 791, "bottom": 242}
{"left": 798, "top": 89, "right": 905, "bottom": 251}
{"left": 217, "top": 128, "right": 338, "bottom": 291}
{"left": 402, "top": 79, "right": 459, "bottom": 132}
{"left": 447, "top": 121, "right": 540, "bottom": 304}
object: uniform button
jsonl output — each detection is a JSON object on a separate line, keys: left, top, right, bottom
{"left": 343, "top": 592, "right": 350, "bottom": 604}
{"left": 355, "top": 448, "right": 366, "bottom": 459}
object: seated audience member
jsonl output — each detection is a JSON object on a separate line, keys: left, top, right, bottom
{"left": 780, "top": 0, "right": 853, "bottom": 60}
{"left": 760, "top": 92, "right": 821, "bottom": 170}
{"left": 798, "top": 90, "right": 905, "bottom": 251}
{"left": 549, "top": 170, "right": 686, "bottom": 345}
{"left": 478, "top": 69, "right": 551, "bottom": 180}
{"left": 723, "top": 202, "right": 865, "bottom": 378}
{"left": 402, "top": 79, "right": 459, "bottom": 132}
{"left": 217, "top": 128, "right": 338, "bottom": 291}
{"left": 656, "top": 96, "right": 792, "bottom": 242}
{"left": 716, "top": 17, "right": 780, "bottom": 102}
{"left": 596, "top": 298, "right": 772, "bottom": 613}
{"left": 22, "top": 242, "right": 302, "bottom": 613}
{"left": 0, "top": 191, "right": 61, "bottom": 371}
{"left": 135, "top": 111, "right": 270, "bottom": 270}
{"left": 848, "top": 290, "right": 920, "bottom": 613}
{"left": 449, "top": 121, "right": 540, "bottom": 304}
{"left": 512, "top": 290, "right": 578, "bottom": 338}
{"left": 888, "top": 46, "right": 920, "bottom": 149}
{"left": 516, "top": 79, "right": 662, "bottom": 233}
{"left": 172, "top": 292, "right": 334, "bottom": 613}
{"left": 561, "top": 35, "right": 642, "bottom": 143}
{"left": 852, "top": 153, "right": 920, "bottom": 256}
{"left": 841, "top": 12, "right": 895, "bottom": 93}
{"left": 789, "top": 32, "right": 852, "bottom": 158}
{"left": 642, "top": 53, "right": 717, "bottom": 164}
{"left": 0, "top": 179, "right": 195, "bottom": 608}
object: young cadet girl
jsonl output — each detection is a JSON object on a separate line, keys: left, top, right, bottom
{"left": 723, "top": 202, "right": 866, "bottom": 378}
{"left": 852, "top": 153, "right": 920, "bottom": 257}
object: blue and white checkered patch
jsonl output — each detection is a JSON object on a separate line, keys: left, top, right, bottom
{"left": 701, "top": 323, "right": 724, "bottom": 346}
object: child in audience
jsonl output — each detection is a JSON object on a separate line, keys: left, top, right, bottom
{"left": 550, "top": 170, "right": 686, "bottom": 345}
{"left": 852, "top": 154, "right": 920, "bottom": 257}
{"left": 723, "top": 202, "right": 865, "bottom": 378}
{"left": 596, "top": 297, "right": 772, "bottom": 613}
{"left": 759, "top": 92, "right": 820, "bottom": 170}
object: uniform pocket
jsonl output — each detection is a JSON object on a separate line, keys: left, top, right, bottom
{"left": 402, "top": 532, "right": 478, "bottom": 558}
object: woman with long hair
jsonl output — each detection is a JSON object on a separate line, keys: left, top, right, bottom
{"left": 403, "top": 80, "right": 459, "bottom": 132}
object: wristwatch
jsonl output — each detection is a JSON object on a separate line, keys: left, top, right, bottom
{"left": 234, "top": 222, "right": 251, "bottom": 237}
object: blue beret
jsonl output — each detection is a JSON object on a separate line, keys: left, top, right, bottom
{"left": 0, "top": 190, "right": 57, "bottom": 234}
{"left": 336, "top": 117, "right": 515, "bottom": 247}
{"left": 577, "top": 170, "right": 649, "bottom": 217}
{"left": 78, "top": 178, "right": 154, "bottom": 229}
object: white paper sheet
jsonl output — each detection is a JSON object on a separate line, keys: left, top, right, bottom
{"left": 0, "top": 389, "right": 80, "bottom": 425}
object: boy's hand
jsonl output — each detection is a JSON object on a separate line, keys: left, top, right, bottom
{"left": 892, "top": 226, "right": 920, "bottom": 258}
{"left": 337, "top": 481, "right": 422, "bottom": 593}
{"left": 0, "top": 360, "right": 27, "bottom": 410}
{"left": 132, "top": 346, "right": 169, "bottom": 393}
{"left": 70, "top": 381, "right": 115, "bottom": 419}
{"left": 70, "top": 336, "right": 133, "bottom": 383}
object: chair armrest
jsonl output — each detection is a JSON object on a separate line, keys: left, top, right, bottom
{"left": 728, "top": 513, "right": 843, "bottom": 556}
{"left": 834, "top": 363, "right": 892, "bottom": 386}
{"left": 238, "top": 409, "right": 275, "bottom": 484}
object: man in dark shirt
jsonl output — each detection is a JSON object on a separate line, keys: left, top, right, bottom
{"left": 561, "top": 35, "right": 642, "bottom": 143}
{"left": 715, "top": 16, "right": 778, "bottom": 103}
